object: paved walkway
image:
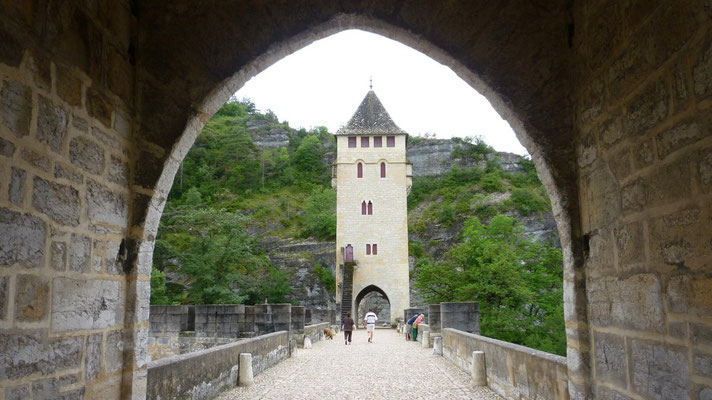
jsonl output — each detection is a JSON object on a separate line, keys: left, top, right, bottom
{"left": 217, "top": 329, "right": 502, "bottom": 400}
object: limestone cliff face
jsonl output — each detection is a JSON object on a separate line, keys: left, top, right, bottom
{"left": 405, "top": 138, "right": 524, "bottom": 176}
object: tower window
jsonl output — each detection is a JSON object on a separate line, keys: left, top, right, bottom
{"left": 372, "top": 244, "right": 377, "bottom": 255}
{"left": 367, "top": 201, "right": 373, "bottom": 215}
{"left": 387, "top": 136, "right": 395, "bottom": 147}
{"left": 348, "top": 137, "right": 356, "bottom": 148}
{"left": 366, "top": 244, "right": 371, "bottom": 255}
{"left": 380, "top": 162, "right": 386, "bottom": 178}
{"left": 361, "top": 136, "right": 369, "bottom": 147}
{"left": 357, "top": 162, "right": 363, "bottom": 178}
{"left": 361, "top": 201, "right": 367, "bottom": 215}
{"left": 374, "top": 136, "right": 382, "bottom": 147}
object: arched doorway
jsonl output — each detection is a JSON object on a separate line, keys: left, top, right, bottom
{"left": 354, "top": 285, "right": 390, "bottom": 328}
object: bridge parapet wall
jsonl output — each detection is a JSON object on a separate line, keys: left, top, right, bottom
{"left": 304, "top": 322, "right": 329, "bottom": 345}
{"left": 147, "top": 331, "right": 289, "bottom": 400}
{"left": 442, "top": 328, "right": 569, "bottom": 400}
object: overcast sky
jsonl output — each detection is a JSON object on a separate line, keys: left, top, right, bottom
{"left": 235, "top": 30, "right": 528, "bottom": 156}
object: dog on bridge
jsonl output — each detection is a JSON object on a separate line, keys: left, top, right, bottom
{"left": 323, "top": 327, "right": 335, "bottom": 340}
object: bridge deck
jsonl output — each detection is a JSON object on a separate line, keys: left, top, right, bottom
{"left": 218, "top": 329, "right": 501, "bottom": 399}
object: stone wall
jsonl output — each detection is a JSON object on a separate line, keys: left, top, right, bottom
{"left": 442, "top": 328, "right": 569, "bottom": 400}
{"left": 571, "top": 2, "right": 712, "bottom": 398}
{"left": 0, "top": 2, "right": 146, "bottom": 398}
{"left": 304, "top": 322, "right": 329, "bottom": 345}
{"left": 146, "top": 331, "right": 290, "bottom": 400}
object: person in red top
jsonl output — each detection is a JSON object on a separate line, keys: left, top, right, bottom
{"left": 341, "top": 312, "right": 356, "bottom": 345}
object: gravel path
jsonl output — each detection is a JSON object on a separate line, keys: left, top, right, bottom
{"left": 217, "top": 329, "right": 502, "bottom": 400}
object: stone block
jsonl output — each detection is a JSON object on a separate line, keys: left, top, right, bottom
{"left": 576, "top": 132, "right": 597, "bottom": 169}
{"left": 588, "top": 274, "right": 664, "bottom": 332}
{"left": 646, "top": 158, "right": 692, "bottom": 208}
{"left": 50, "top": 241, "right": 67, "bottom": 271}
{"left": 599, "top": 116, "right": 623, "bottom": 150}
{"left": 134, "top": 149, "right": 164, "bottom": 189}
{"left": 15, "top": 274, "right": 49, "bottom": 322}
{"left": 0, "top": 136, "right": 15, "bottom": 157}
{"left": 633, "top": 139, "right": 655, "bottom": 169}
{"left": 583, "top": 165, "right": 621, "bottom": 228}
{"left": 694, "top": 36, "right": 712, "bottom": 99}
{"left": 585, "top": 228, "right": 616, "bottom": 277}
{"left": 608, "top": 148, "right": 632, "bottom": 181}
{"left": 694, "top": 352, "right": 712, "bottom": 378}
{"left": 36, "top": 95, "right": 69, "bottom": 152}
{"left": 649, "top": 207, "right": 704, "bottom": 268}
{"left": 86, "top": 180, "right": 128, "bottom": 228}
{"left": 699, "top": 147, "right": 712, "bottom": 192}
{"left": 105, "top": 240, "right": 122, "bottom": 275}
{"left": 593, "top": 331, "right": 627, "bottom": 388}
{"left": 106, "top": 330, "right": 124, "bottom": 373}
{"left": 72, "top": 115, "right": 88, "bottom": 132}
{"left": 614, "top": 220, "right": 644, "bottom": 266}
{"left": 109, "top": 155, "right": 129, "bottom": 185}
{"left": 0, "top": 24, "right": 23, "bottom": 67}
{"left": 0, "top": 207, "right": 46, "bottom": 268}
{"left": 5, "top": 385, "right": 30, "bottom": 400}
{"left": 0, "top": 275, "right": 7, "bottom": 320}
{"left": 656, "top": 119, "right": 706, "bottom": 160}
{"left": 1, "top": 80, "right": 32, "bottom": 137}
{"left": 630, "top": 339, "right": 688, "bottom": 399}
{"left": 87, "top": 87, "right": 113, "bottom": 128}
{"left": 31, "top": 373, "right": 83, "bottom": 400}
{"left": 21, "top": 148, "right": 50, "bottom": 171}
{"left": 691, "top": 323, "right": 712, "bottom": 347}
{"left": 623, "top": 80, "right": 668, "bottom": 137}
{"left": 0, "top": 330, "right": 82, "bottom": 380}
{"left": 54, "top": 162, "right": 84, "bottom": 184}
{"left": 85, "top": 333, "right": 102, "bottom": 380}
{"left": 699, "top": 386, "right": 712, "bottom": 400}
{"left": 91, "top": 126, "right": 119, "bottom": 148}
{"left": 69, "top": 136, "right": 105, "bottom": 175}
{"left": 56, "top": 65, "right": 83, "bottom": 107}
{"left": 593, "top": 385, "right": 636, "bottom": 400}
{"left": 69, "top": 233, "right": 91, "bottom": 273}
{"left": 32, "top": 176, "right": 80, "bottom": 226}
{"left": 672, "top": 61, "right": 690, "bottom": 113}
{"left": 51, "top": 277, "right": 124, "bottom": 331}
{"left": 667, "top": 275, "right": 712, "bottom": 317}
{"left": 9, "top": 167, "right": 26, "bottom": 205}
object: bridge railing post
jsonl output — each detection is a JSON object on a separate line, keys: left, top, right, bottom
{"left": 471, "top": 350, "right": 486, "bottom": 386}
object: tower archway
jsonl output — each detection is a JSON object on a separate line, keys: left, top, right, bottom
{"left": 354, "top": 285, "right": 391, "bottom": 327}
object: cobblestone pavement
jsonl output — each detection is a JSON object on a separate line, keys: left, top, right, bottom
{"left": 217, "top": 329, "right": 502, "bottom": 400}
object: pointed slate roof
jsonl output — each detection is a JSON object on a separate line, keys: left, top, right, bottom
{"left": 336, "top": 90, "right": 407, "bottom": 136}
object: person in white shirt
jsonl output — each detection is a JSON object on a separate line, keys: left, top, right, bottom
{"left": 364, "top": 309, "right": 378, "bottom": 343}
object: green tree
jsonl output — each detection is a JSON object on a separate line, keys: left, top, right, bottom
{"left": 153, "top": 207, "right": 291, "bottom": 305}
{"left": 302, "top": 187, "right": 336, "bottom": 240}
{"left": 415, "top": 215, "right": 565, "bottom": 355}
{"left": 291, "top": 135, "right": 327, "bottom": 185}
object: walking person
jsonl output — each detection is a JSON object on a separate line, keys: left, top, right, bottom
{"left": 342, "top": 312, "right": 356, "bottom": 345}
{"left": 364, "top": 309, "right": 378, "bottom": 343}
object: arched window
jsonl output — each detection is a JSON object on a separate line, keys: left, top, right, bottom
{"left": 361, "top": 201, "right": 367, "bottom": 215}
{"left": 357, "top": 162, "right": 363, "bottom": 178}
{"left": 367, "top": 201, "right": 373, "bottom": 215}
{"left": 380, "top": 162, "right": 386, "bottom": 178}
{"left": 345, "top": 244, "right": 353, "bottom": 262}
{"left": 366, "top": 244, "right": 371, "bottom": 255}
{"left": 372, "top": 244, "right": 377, "bottom": 255}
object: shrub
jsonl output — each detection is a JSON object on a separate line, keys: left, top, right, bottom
{"left": 510, "top": 188, "right": 549, "bottom": 215}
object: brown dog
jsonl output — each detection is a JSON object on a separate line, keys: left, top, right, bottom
{"left": 323, "top": 327, "right": 335, "bottom": 340}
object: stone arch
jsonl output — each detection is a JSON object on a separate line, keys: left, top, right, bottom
{"left": 354, "top": 284, "right": 391, "bottom": 324}
{"left": 135, "top": 9, "right": 585, "bottom": 395}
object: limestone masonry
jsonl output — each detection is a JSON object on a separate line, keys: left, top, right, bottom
{"left": 333, "top": 90, "right": 412, "bottom": 325}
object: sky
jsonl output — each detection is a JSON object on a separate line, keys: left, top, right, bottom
{"left": 235, "top": 29, "right": 528, "bottom": 156}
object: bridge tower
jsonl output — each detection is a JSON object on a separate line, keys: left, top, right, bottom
{"left": 332, "top": 89, "right": 412, "bottom": 325}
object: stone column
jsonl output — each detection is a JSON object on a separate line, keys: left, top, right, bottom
{"left": 422, "top": 331, "right": 430, "bottom": 348}
{"left": 440, "top": 302, "right": 480, "bottom": 334}
{"left": 291, "top": 306, "right": 306, "bottom": 346}
{"left": 238, "top": 353, "right": 254, "bottom": 387}
{"left": 254, "top": 304, "right": 272, "bottom": 334}
{"left": 433, "top": 336, "right": 443, "bottom": 355}
{"left": 270, "top": 303, "right": 292, "bottom": 333}
{"left": 428, "top": 304, "right": 441, "bottom": 334}
{"left": 471, "top": 351, "right": 486, "bottom": 386}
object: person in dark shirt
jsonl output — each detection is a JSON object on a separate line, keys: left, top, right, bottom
{"left": 341, "top": 312, "right": 356, "bottom": 345}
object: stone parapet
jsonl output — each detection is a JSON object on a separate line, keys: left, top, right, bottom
{"left": 442, "top": 328, "right": 569, "bottom": 400}
{"left": 440, "top": 302, "right": 479, "bottom": 334}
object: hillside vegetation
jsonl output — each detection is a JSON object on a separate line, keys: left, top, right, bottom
{"left": 151, "top": 98, "right": 565, "bottom": 355}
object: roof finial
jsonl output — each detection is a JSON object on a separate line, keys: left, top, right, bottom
{"left": 369, "top": 76, "right": 373, "bottom": 90}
